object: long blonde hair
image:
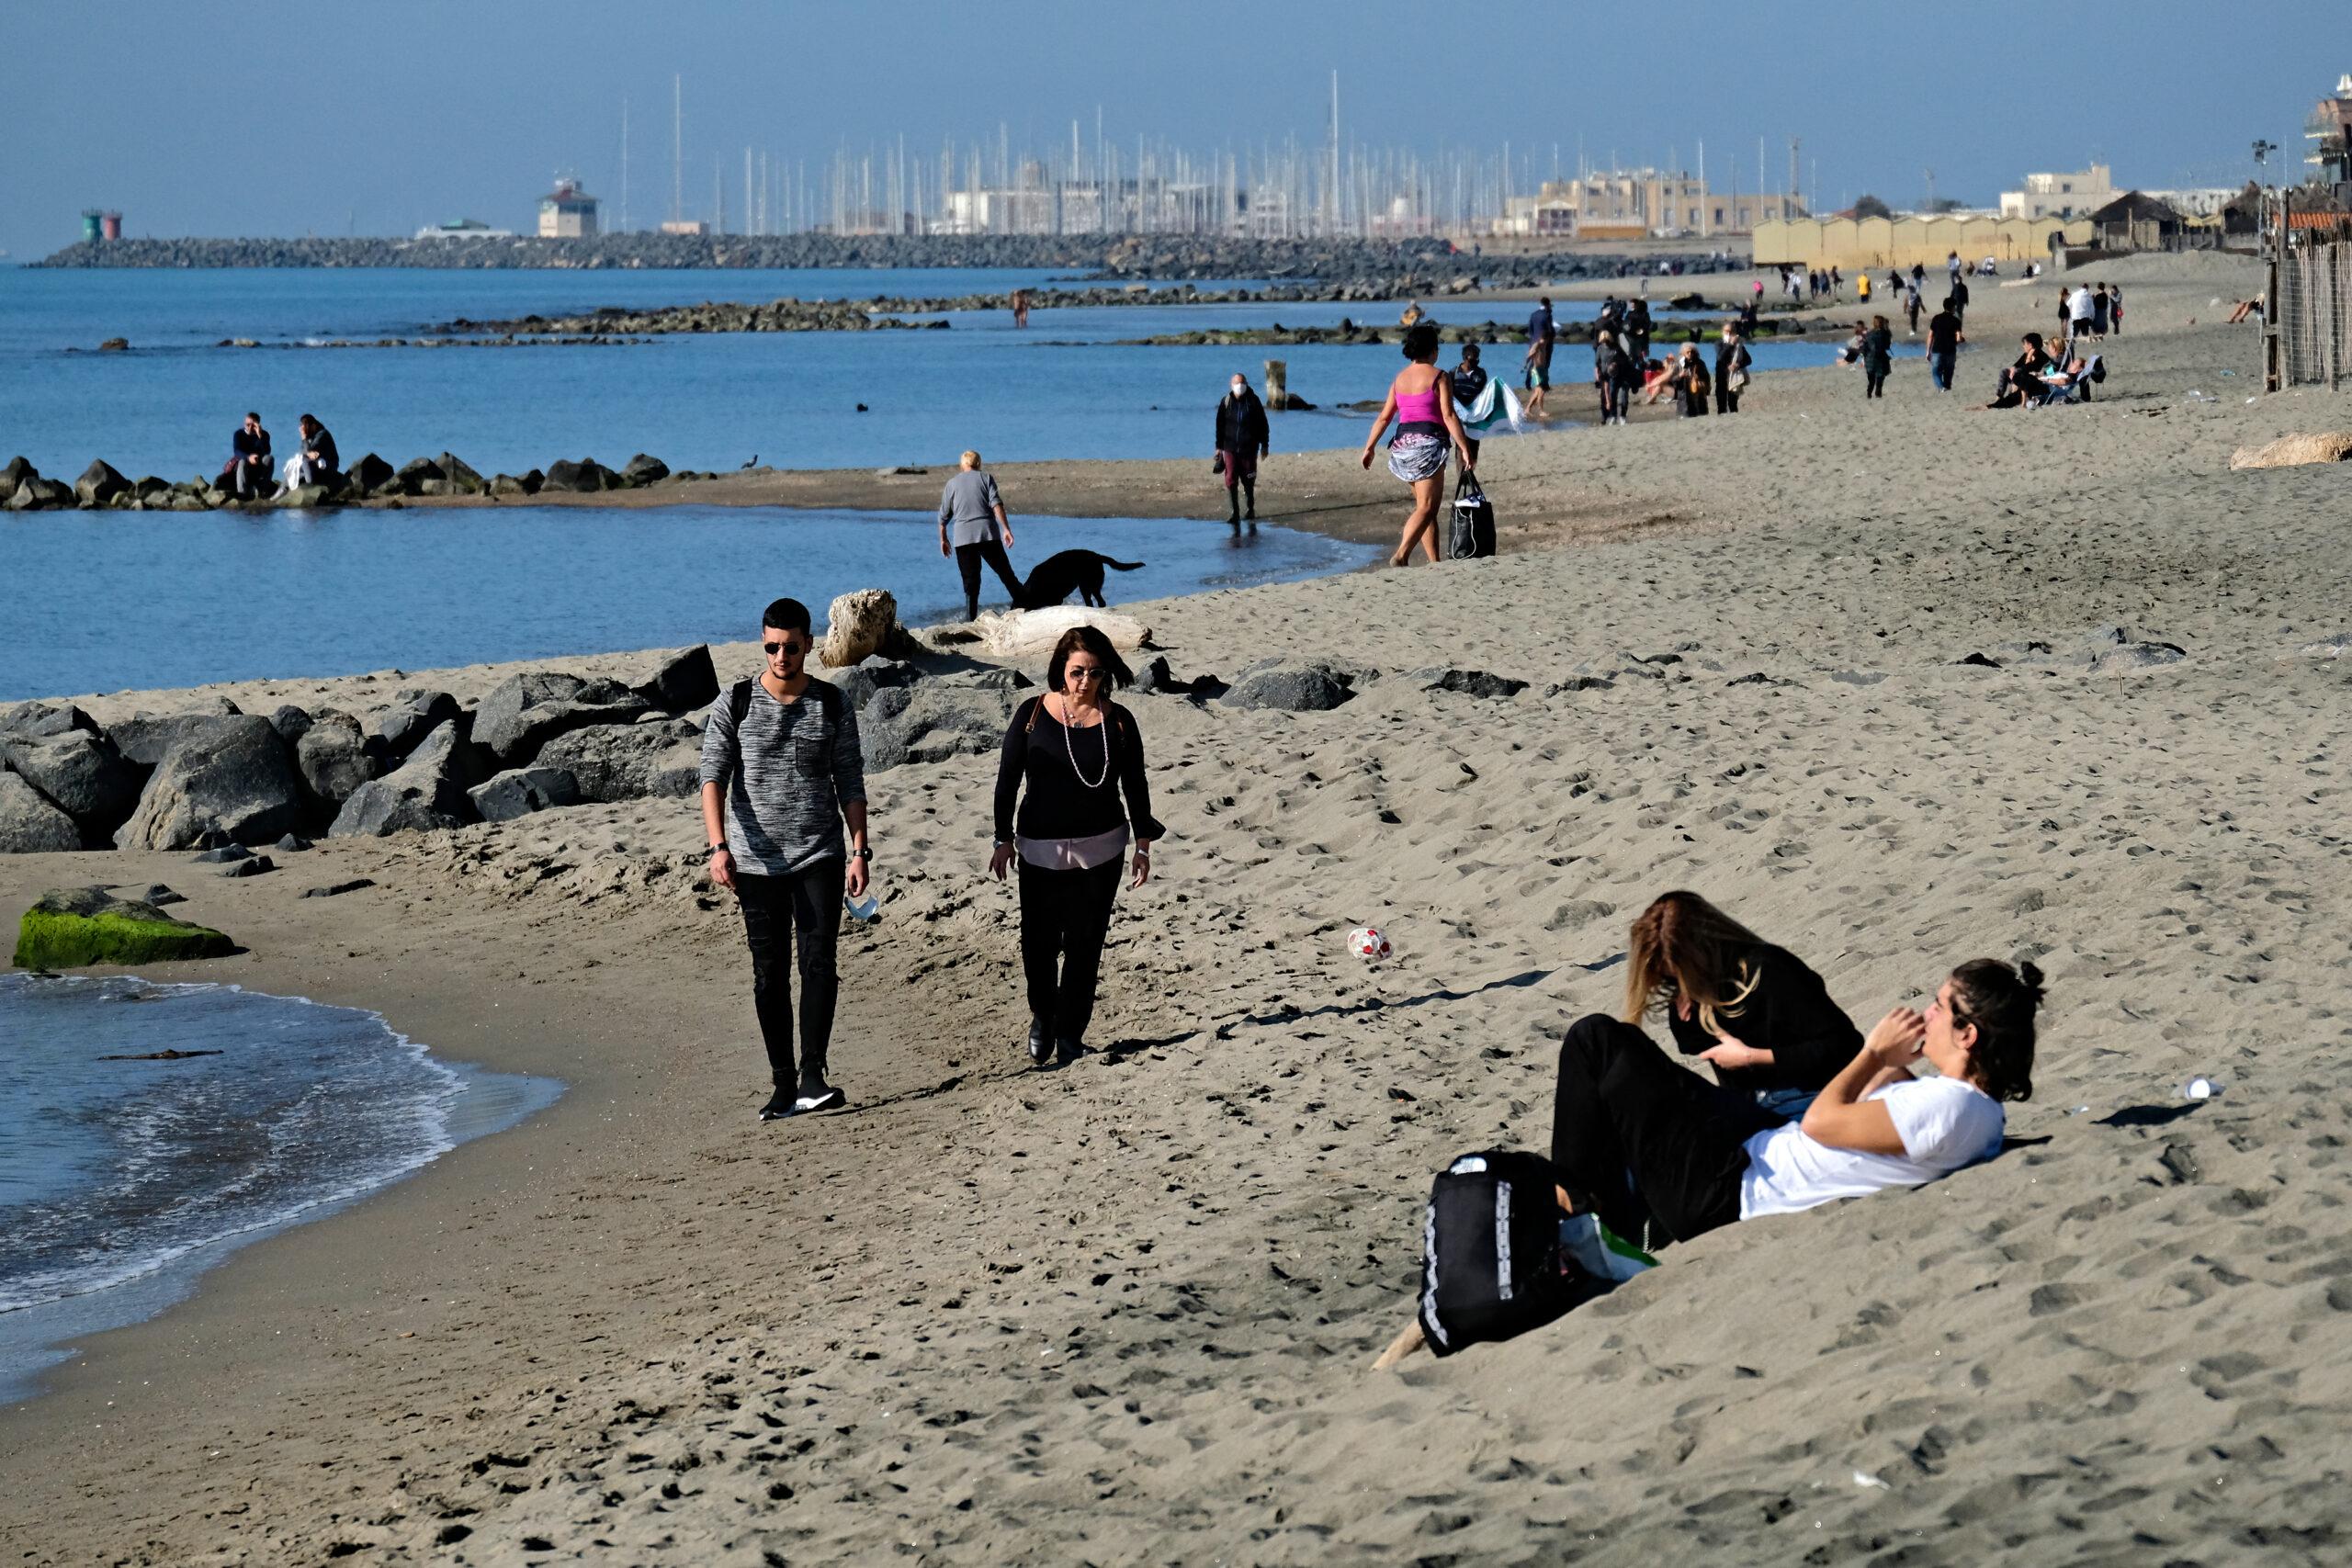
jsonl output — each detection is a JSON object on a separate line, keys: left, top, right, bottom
{"left": 1623, "top": 891, "right": 1764, "bottom": 1035}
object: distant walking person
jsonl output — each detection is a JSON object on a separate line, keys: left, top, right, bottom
{"left": 939, "top": 451, "right": 1023, "bottom": 621}
{"left": 1361, "top": 321, "right": 1476, "bottom": 566}
{"left": 1862, "top": 316, "right": 1894, "bottom": 398}
{"left": 226, "top": 412, "right": 271, "bottom": 500}
{"left": 1904, "top": 283, "right": 1923, "bottom": 336}
{"left": 1214, "top": 372, "right": 1271, "bottom": 526}
{"left": 989, "top": 626, "right": 1162, "bottom": 1066}
{"left": 1593, "top": 330, "right": 1633, "bottom": 425}
{"left": 1011, "top": 288, "right": 1033, "bottom": 329}
{"left": 700, "top": 598, "right": 870, "bottom": 1121}
{"left": 1523, "top": 295, "right": 1556, "bottom": 419}
{"left": 1926, "top": 298, "right": 1964, "bottom": 390}
{"left": 1449, "top": 344, "right": 1490, "bottom": 463}
{"left": 1625, "top": 297, "right": 1653, "bottom": 367}
{"left": 1713, "top": 325, "right": 1751, "bottom": 413}
{"left": 2108, "top": 284, "right": 2123, "bottom": 336}
{"left": 2067, "top": 283, "right": 2096, "bottom": 347}
{"left": 2091, "top": 283, "right": 2110, "bottom": 339}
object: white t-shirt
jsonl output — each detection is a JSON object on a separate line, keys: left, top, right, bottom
{"left": 1738, "top": 1075, "right": 2005, "bottom": 1220}
{"left": 2068, "top": 287, "right": 2097, "bottom": 321}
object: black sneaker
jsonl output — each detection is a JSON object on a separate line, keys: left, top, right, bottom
{"left": 758, "top": 1087, "right": 796, "bottom": 1121}
{"left": 794, "top": 1084, "right": 846, "bottom": 1113}
{"left": 1027, "top": 1016, "right": 1051, "bottom": 1066}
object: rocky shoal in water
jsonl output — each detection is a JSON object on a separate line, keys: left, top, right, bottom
{"left": 28, "top": 231, "right": 1742, "bottom": 285}
{"left": 0, "top": 450, "right": 734, "bottom": 513}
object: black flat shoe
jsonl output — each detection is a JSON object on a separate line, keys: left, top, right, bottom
{"left": 1027, "top": 1016, "right": 1051, "bottom": 1066}
{"left": 759, "top": 1087, "right": 796, "bottom": 1121}
{"left": 794, "top": 1084, "right": 846, "bottom": 1113}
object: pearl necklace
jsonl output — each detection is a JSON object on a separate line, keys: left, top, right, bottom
{"left": 1057, "top": 696, "right": 1111, "bottom": 789}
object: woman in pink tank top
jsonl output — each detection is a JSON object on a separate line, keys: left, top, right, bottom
{"left": 1360, "top": 321, "right": 1476, "bottom": 566}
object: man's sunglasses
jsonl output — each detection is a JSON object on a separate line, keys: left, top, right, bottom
{"left": 763, "top": 640, "right": 808, "bottom": 656}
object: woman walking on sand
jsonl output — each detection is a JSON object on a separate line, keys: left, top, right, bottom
{"left": 1360, "top": 321, "right": 1476, "bottom": 567}
{"left": 989, "top": 626, "right": 1162, "bottom": 1067}
{"left": 1861, "top": 315, "right": 1894, "bottom": 399}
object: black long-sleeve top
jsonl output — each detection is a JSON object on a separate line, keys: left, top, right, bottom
{"left": 994, "top": 695, "right": 1161, "bottom": 843}
{"left": 1214, "top": 389, "right": 1270, "bottom": 456}
{"left": 1663, "top": 942, "right": 1863, "bottom": 1096}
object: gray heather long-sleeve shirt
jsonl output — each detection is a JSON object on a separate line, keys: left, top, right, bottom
{"left": 937, "top": 468, "right": 1004, "bottom": 546}
{"left": 698, "top": 678, "right": 865, "bottom": 876}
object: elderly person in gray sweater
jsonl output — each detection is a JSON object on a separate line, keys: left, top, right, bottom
{"left": 700, "top": 596, "right": 869, "bottom": 1121}
{"left": 938, "top": 449, "right": 1025, "bottom": 621}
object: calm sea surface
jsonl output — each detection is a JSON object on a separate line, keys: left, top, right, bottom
{"left": 0, "top": 973, "right": 560, "bottom": 1404}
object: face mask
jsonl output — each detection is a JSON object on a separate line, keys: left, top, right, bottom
{"left": 1232, "top": 385, "right": 1246, "bottom": 397}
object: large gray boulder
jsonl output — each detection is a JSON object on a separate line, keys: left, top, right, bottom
{"left": 294, "top": 710, "right": 381, "bottom": 807}
{"left": 857, "top": 678, "right": 1014, "bottom": 771}
{"left": 346, "top": 452, "right": 395, "bottom": 495}
{"left": 607, "top": 644, "right": 718, "bottom": 713}
{"left": 535, "top": 719, "right": 702, "bottom": 802}
{"left": 371, "top": 689, "right": 461, "bottom": 762}
{"left": 0, "top": 700, "right": 95, "bottom": 739}
{"left": 114, "top": 715, "right": 302, "bottom": 850}
{"left": 474, "top": 671, "right": 649, "bottom": 765}
{"left": 0, "top": 772, "right": 82, "bottom": 853}
{"left": 108, "top": 699, "right": 244, "bottom": 768}
{"left": 839, "top": 656, "right": 922, "bottom": 712}
{"left": 0, "top": 728, "right": 141, "bottom": 833}
{"left": 436, "top": 453, "right": 486, "bottom": 494}
{"left": 469, "top": 766, "right": 582, "bottom": 822}
{"left": 1218, "top": 658, "right": 1366, "bottom": 713}
{"left": 75, "top": 459, "right": 130, "bottom": 507}
{"left": 329, "top": 720, "right": 474, "bottom": 837}
{"left": 6, "top": 477, "right": 74, "bottom": 511}
{"left": 621, "top": 453, "right": 670, "bottom": 486}
{"left": 542, "top": 457, "right": 619, "bottom": 493}
{"left": 0, "top": 457, "right": 33, "bottom": 505}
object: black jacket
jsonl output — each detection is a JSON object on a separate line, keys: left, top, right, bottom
{"left": 300, "top": 425, "right": 339, "bottom": 473}
{"left": 1215, "top": 389, "right": 1270, "bottom": 456}
{"left": 1713, "top": 339, "right": 1751, "bottom": 380}
{"left": 1662, "top": 942, "right": 1862, "bottom": 1096}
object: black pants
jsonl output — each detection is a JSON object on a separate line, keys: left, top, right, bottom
{"left": 1864, "top": 369, "right": 1887, "bottom": 398}
{"left": 1017, "top": 857, "right": 1122, "bottom": 1043}
{"left": 736, "top": 863, "right": 841, "bottom": 1088}
{"left": 956, "top": 538, "right": 1023, "bottom": 620}
{"left": 1713, "top": 385, "right": 1740, "bottom": 413}
{"left": 1549, "top": 1015, "right": 1781, "bottom": 1247}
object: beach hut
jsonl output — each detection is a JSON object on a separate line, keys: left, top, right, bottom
{"left": 2086, "top": 192, "right": 2186, "bottom": 253}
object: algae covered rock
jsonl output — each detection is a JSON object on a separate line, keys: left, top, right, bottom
{"left": 14, "top": 886, "right": 233, "bottom": 969}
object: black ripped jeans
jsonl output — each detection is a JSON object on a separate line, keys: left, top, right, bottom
{"left": 736, "top": 863, "right": 841, "bottom": 1089}
{"left": 1549, "top": 1014, "right": 1784, "bottom": 1247}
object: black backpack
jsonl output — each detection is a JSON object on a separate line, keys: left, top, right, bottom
{"left": 1415, "top": 1150, "right": 1597, "bottom": 1357}
{"left": 1449, "top": 474, "right": 1496, "bottom": 560}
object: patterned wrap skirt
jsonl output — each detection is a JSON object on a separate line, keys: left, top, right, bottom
{"left": 1386, "top": 430, "right": 1450, "bottom": 484}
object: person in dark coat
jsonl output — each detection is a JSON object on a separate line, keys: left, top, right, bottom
{"left": 227, "top": 412, "right": 271, "bottom": 500}
{"left": 1861, "top": 315, "right": 1894, "bottom": 399}
{"left": 1713, "top": 326, "right": 1751, "bottom": 413}
{"left": 1213, "top": 373, "right": 1271, "bottom": 526}
{"left": 292, "top": 414, "right": 340, "bottom": 491}
{"left": 1447, "top": 344, "right": 1489, "bottom": 466}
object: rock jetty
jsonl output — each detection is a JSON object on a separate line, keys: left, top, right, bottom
{"left": 29, "top": 232, "right": 1737, "bottom": 287}
{"left": 0, "top": 450, "right": 730, "bottom": 513}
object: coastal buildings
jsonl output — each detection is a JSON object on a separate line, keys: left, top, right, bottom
{"left": 1756, "top": 210, "right": 2082, "bottom": 269}
{"left": 1999, "top": 164, "right": 2113, "bottom": 220}
{"left": 413, "top": 218, "right": 514, "bottom": 241}
{"left": 2307, "top": 72, "right": 2352, "bottom": 202}
{"left": 1498, "top": 173, "right": 1806, "bottom": 240}
{"left": 537, "top": 178, "right": 600, "bottom": 239}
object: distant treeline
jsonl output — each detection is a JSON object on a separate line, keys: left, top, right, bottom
{"left": 29, "top": 231, "right": 1737, "bottom": 285}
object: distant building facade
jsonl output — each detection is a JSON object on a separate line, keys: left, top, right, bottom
{"left": 1758, "top": 211, "right": 2086, "bottom": 269}
{"left": 414, "top": 218, "right": 514, "bottom": 241}
{"left": 538, "top": 178, "right": 599, "bottom": 238}
{"left": 2000, "top": 164, "right": 2113, "bottom": 220}
{"left": 1499, "top": 172, "right": 1805, "bottom": 239}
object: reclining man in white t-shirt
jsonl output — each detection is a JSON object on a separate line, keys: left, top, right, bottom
{"left": 1374, "top": 958, "right": 2043, "bottom": 1367}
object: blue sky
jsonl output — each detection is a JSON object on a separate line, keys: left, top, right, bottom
{"left": 0, "top": 0, "right": 2336, "bottom": 257}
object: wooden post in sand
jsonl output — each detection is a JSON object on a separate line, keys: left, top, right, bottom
{"left": 1264, "top": 359, "right": 1289, "bottom": 410}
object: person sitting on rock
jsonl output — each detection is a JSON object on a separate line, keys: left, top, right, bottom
{"left": 226, "top": 412, "right": 271, "bottom": 500}
{"left": 291, "top": 414, "right": 340, "bottom": 492}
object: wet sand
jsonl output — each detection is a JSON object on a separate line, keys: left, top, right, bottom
{"left": 10, "top": 250, "right": 2352, "bottom": 1565}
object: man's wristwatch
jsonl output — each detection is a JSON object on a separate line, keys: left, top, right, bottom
{"left": 708, "top": 843, "right": 728, "bottom": 854}
{"left": 852, "top": 847, "right": 873, "bottom": 861}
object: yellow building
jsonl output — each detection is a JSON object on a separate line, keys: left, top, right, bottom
{"left": 1500, "top": 172, "right": 1805, "bottom": 238}
{"left": 1754, "top": 212, "right": 2089, "bottom": 269}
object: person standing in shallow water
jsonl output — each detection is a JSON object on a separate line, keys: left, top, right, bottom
{"left": 700, "top": 598, "right": 870, "bottom": 1121}
{"left": 1213, "top": 372, "right": 1270, "bottom": 528}
{"left": 989, "top": 626, "right": 1161, "bottom": 1066}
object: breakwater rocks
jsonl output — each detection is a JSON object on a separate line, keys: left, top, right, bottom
{"left": 0, "top": 450, "right": 727, "bottom": 513}
{"left": 31, "top": 231, "right": 1736, "bottom": 285}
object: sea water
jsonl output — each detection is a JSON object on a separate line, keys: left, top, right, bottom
{"left": 0, "top": 504, "right": 1378, "bottom": 700}
{"left": 0, "top": 972, "right": 561, "bottom": 1404}
{"left": 0, "top": 265, "right": 1738, "bottom": 479}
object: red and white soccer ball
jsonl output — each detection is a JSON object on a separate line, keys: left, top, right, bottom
{"left": 1348, "top": 925, "right": 1393, "bottom": 962}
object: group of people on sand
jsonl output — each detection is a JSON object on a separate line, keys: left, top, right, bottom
{"left": 1377, "top": 889, "right": 2045, "bottom": 1363}
{"left": 700, "top": 597, "right": 1158, "bottom": 1118}
{"left": 696, "top": 634, "right": 2050, "bottom": 1356}
{"left": 223, "top": 411, "right": 340, "bottom": 500}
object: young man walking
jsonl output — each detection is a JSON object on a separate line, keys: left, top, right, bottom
{"left": 700, "top": 598, "right": 870, "bottom": 1120}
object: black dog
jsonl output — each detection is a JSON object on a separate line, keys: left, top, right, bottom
{"left": 1018, "top": 549, "right": 1143, "bottom": 609}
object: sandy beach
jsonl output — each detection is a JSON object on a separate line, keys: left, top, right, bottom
{"left": 10, "top": 249, "right": 2352, "bottom": 1566}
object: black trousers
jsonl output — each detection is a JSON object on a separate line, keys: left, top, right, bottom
{"left": 1017, "top": 857, "right": 1122, "bottom": 1043}
{"left": 956, "top": 538, "right": 1023, "bottom": 620}
{"left": 1549, "top": 1014, "right": 1781, "bottom": 1247}
{"left": 736, "top": 863, "right": 841, "bottom": 1087}
{"left": 1714, "top": 385, "right": 1740, "bottom": 413}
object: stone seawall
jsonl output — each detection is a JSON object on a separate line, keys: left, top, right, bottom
{"left": 29, "top": 231, "right": 1736, "bottom": 284}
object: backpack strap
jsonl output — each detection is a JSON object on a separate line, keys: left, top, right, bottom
{"left": 728, "top": 678, "right": 755, "bottom": 729}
